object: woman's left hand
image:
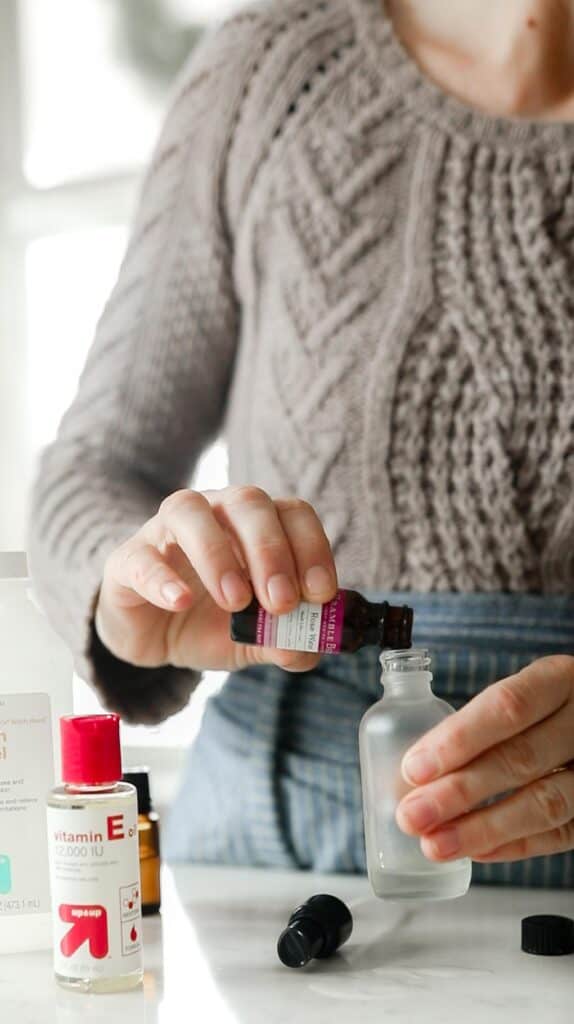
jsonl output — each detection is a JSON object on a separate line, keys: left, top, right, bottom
{"left": 395, "top": 656, "right": 574, "bottom": 863}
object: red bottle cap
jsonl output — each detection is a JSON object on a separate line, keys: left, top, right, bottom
{"left": 60, "top": 714, "right": 122, "bottom": 785}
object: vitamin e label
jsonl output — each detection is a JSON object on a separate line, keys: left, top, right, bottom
{"left": 47, "top": 802, "right": 142, "bottom": 980}
{"left": 255, "top": 591, "right": 345, "bottom": 653}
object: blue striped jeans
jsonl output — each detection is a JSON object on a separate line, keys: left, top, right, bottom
{"left": 163, "top": 592, "right": 574, "bottom": 888}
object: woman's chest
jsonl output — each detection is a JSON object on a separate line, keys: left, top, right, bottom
{"left": 240, "top": 128, "right": 574, "bottom": 422}
{"left": 229, "top": 128, "right": 574, "bottom": 585}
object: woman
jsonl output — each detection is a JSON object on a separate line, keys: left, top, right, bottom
{"left": 29, "top": 0, "right": 574, "bottom": 886}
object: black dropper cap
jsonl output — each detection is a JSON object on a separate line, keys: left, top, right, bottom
{"left": 123, "top": 767, "right": 152, "bottom": 814}
{"left": 521, "top": 915, "right": 574, "bottom": 956}
{"left": 277, "top": 894, "right": 353, "bottom": 968}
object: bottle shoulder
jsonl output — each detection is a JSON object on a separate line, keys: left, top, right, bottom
{"left": 360, "top": 692, "right": 455, "bottom": 733}
{"left": 47, "top": 782, "right": 137, "bottom": 808}
{"left": 360, "top": 697, "right": 384, "bottom": 722}
{"left": 431, "top": 695, "right": 458, "bottom": 715}
{"left": 359, "top": 698, "right": 394, "bottom": 735}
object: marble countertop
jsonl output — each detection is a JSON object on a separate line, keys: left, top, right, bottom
{"left": 1, "top": 865, "right": 572, "bottom": 1024}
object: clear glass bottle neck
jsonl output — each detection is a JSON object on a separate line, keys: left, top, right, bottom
{"left": 379, "top": 648, "right": 433, "bottom": 700}
{"left": 381, "top": 674, "right": 433, "bottom": 700}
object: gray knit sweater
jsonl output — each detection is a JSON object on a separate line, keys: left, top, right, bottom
{"left": 28, "top": 0, "right": 574, "bottom": 724}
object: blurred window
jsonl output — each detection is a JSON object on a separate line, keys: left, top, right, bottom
{"left": 20, "top": 0, "right": 236, "bottom": 185}
{"left": 1, "top": 0, "right": 248, "bottom": 769}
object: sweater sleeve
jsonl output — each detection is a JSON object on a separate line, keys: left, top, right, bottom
{"left": 26, "top": 15, "right": 264, "bottom": 725}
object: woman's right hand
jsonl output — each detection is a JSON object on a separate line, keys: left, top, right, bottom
{"left": 94, "top": 486, "right": 338, "bottom": 675}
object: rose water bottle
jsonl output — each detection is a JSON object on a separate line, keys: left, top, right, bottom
{"left": 46, "top": 715, "right": 143, "bottom": 993}
{"left": 231, "top": 589, "right": 413, "bottom": 654}
{"left": 359, "top": 649, "right": 472, "bottom": 901}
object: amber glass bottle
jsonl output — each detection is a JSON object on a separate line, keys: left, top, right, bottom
{"left": 123, "top": 768, "right": 161, "bottom": 916}
{"left": 231, "top": 589, "right": 413, "bottom": 654}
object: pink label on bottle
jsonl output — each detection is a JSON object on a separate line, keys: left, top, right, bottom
{"left": 318, "top": 591, "right": 345, "bottom": 653}
{"left": 254, "top": 591, "right": 345, "bottom": 653}
{"left": 256, "top": 607, "right": 265, "bottom": 646}
{"left": 256, "top": 605, "right": 278, "bottom": 647}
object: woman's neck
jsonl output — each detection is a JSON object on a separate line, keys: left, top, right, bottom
{"left": 387, "top": 0, "right": 574, "bottom": 118}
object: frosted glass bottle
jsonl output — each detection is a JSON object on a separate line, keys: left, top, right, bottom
{"left": 359, "top": 648, "right": 472, "bottom": 901}
{"left": 0, "top": 552, "right": 73, "bottom": 953}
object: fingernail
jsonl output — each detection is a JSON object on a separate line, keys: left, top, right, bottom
{"left": 305, "top": 565, "right": 333, "bottom": 597}
{"left": 161, "top": 581, "right": 187, "bottom": 605}
{"left": 400, "top": 795, "right": 438, "bottom": 831}
{"left": 221, "top": 570, "right": 250, "bottom": 606}
{"left": 402, "top": 749, "right": 439, "bottom": 784}
{"left": 426, "top": 827, "right": 460, "bottom": 858}
{"left": 267, "top": 573, "right": 297, "bottom": 607}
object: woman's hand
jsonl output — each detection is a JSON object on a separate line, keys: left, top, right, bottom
{"left": 395, "top": 656, "right": 574, "bottom": 863}
{"left": 94, "top": 486, "right": 338, "bottom": 675}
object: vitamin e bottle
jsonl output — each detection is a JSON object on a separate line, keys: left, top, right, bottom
{"left": 46, "top": 715, "right": 143, "bottom": 993}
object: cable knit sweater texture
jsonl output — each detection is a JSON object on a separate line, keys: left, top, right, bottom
{"left": 28, "top": 0, "right": 574, "bottom": 723}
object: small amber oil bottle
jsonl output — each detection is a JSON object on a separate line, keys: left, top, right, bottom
{"left": 123, "top": 768, "right": 161, "bottom": 916}
{"left": 231, "top": 589, "right": 413, "bottom": 654}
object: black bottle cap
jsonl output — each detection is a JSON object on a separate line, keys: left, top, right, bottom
{"left": 521, "top": 915, "right": 574, "bottom": 956}
{"left": 123, "top": 767, "right": 152, "bottom": 814}
{"left": 230, "top": 597, "right": 259, "bottom": 644}
{"left": 278, "top": 917, "right": 325, "bottom": 968}
{"left": 277, "top": 894, "right": 353, "bottom": 968}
